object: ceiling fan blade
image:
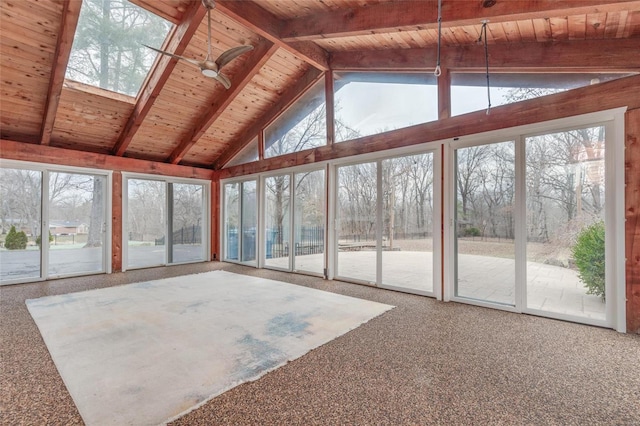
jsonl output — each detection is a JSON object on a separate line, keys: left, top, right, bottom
{"left": 215, "top": 45, "right": 254, "bottom": 69}
{"left": 213, "top": 72, "right": 232, "bottom": 89}
{"left": 143, "top": 44, "right": 202, "bottom": 68}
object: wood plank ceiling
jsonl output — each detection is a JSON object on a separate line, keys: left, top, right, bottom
{"left": 1, "top": 0, "right": 639, "bottom": 169}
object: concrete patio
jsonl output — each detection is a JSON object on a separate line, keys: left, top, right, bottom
{"left": 0, "top": 246, "right": 605, "bottom": 321}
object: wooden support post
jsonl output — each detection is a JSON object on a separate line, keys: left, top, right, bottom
{"left": 258, "top": 131, "right": 265, "bottom": 161}
{"left": 112, "top": 172, "right": 123, "bottom": 272}
{"left": 211, "top": 178, "right": 220, "bottom": 260}
{"left": 325, "top": 71, "right": 335, "bottom": 145}
{"left": 438, "top": 67, "right": 451, "bottom": 120}
{"left": 625, "top": 108, "right": 640, "bottom": 334}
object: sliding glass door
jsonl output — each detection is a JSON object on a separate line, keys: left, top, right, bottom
{"left": 449, "top": 117, "right": 621, "bottom": 329}
{"left": 222, "top": 179, "right": 257, "bottom": 265}
{"left": 0, "top": 168, "right": 42, "bottom": 283}
{"left": 261, "top": 169, "right": 326, "bottom": 275}
{"left": 48, "top": 172, "right": 107, "bottom": 277}
{"left": 335, "top": 151, "right": 439, "bottom": 296}
{"left": 125, "top": 175, "right": 208, "bottom": 270}
{"left": 454, "top": 142, "right": 516, "bottom": 306}
{"left": 1, "top": 164, "right": 109, "bottom": 285}
{"left": 525, "top": 126, "right": 607, "bottom": 321}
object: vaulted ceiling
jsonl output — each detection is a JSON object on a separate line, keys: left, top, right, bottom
{"left": 1, "top": 0, "right": 639, "bottom": 169}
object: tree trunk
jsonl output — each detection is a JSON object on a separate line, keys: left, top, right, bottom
{"left": 85, "top": 177, "right": 104, "bottom": 247}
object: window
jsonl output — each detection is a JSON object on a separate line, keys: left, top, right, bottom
{"left": 125, "top": 175, "right": 208, "bottom": 270}
{"left": 0, "top": 164, "right": 109, "bottom": 285}
{"left": 224, "top": 137, "right": 259, "bottom": 168}
{"left": 66, "top": 0, "right": 173, "bottom": 97}
{"left": 451, "top": 72, "right": 634, "bottom": 116}
{"left": 334, "top": 72, "right": 437, "bottom": 142}
{"left": 222, "top": 180, "right": 257, "bottom": 264}
{"left": 265, "top": 80, "right": 326, "bottom": 158}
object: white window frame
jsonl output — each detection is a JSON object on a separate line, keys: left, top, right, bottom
{"left": 0, "top": 159, "right": 112, "bottom": 285}
{"left": 444, "top": 108, "right": 627, "bottom": 332}
{"left": 122, "top": 172, "right": 210, "bottom": 272}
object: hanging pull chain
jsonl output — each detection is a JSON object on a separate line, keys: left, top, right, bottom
{"left": 479, "top": 20, "right": 491, "bottom": 115}
{"left": 434, "top": 0, "right": 442, "bottom": 77}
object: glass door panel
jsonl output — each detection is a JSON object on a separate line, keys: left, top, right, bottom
{"left": 265, "top": 175, "right": 291, "bottom": 269}
{"left": 127, "top": 179, "right": 166, "bottom": 269}
{"left": 293, "top": 170, "right": 325, "bottom": 275}
{"left": 336, "top": 162, "right": 377, "bottom": 282}
{"left": 525, "top": 126, "right": 606, "bottom": 320}
{"left": 382, "top": 153, "right": 434, "bottom": 293}
{"left": 455, "top": 142, "right": 516, "bottom": 305}
{"left": 0, "top": 168, "right": 42, "bottom": 283}
{"left": 241, "top": 180, "right": 257, "bottom": 263}
{"left": 48, "top": 172, "right": 106, "bottom": 276}
{"left": 171, "top": 183, "right": 204, "bottom": 264}
{"left": 224, "top": 182, "right": 240, "bottom": 261}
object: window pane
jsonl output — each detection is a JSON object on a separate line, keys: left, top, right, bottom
{"left": 294, "top": 170, "right": 325, "bottom": 275}
{"left": 455, "top": 142, "right": 516, "bottom": 306}
{"left": 224, "top": 183, "right": 240, "bottom": 261}
{"left": 241, "top": 181, "right": 257, "bottom": 263}
{"left": 66, "top": 0, "right": 173, "bottom": 97}
{"left": 171, "top": 183, "right": 204, "bottom": 264}
{"left": 381, "top": 153, "right": 434, "bottom": 293}
{"left": 127, "top": 179, "right": 165, "bottom": 268}
{"left": 0, "top": 168, "right": 42, "bottom": 282}
{"left": 451, "top": 72, "right": 633, "bottom": 116}
{"left": 225, "top": 137, "right": 259, "bottom": 168}
{"left": 265, "top": 175, "right": 290, "bottom": 269}
{"left": 265, "top": 80, "right": 326, "bottom": 158}
{"left": 336, "top": 162, "right": 377, "bottom": 282}
{"left": 48, "top": 172, "right": 105, "bottom": 276}
{"left": 526, "top": 126, "right": 606, "bottom": 320}
{"left": 334, "top": 72, "right": 437, "bottom": 143}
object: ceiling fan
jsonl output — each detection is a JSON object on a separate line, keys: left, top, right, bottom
{"left": 144, "top": 0, "right": 253, "bottom": 89}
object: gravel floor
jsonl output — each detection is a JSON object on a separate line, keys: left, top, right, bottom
{"left": 2, "top": 262, "right": 639, "bottom": 425}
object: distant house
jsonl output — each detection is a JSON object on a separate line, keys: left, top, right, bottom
{"left": 49, "top": 221, "right": 88, "bottom": 235}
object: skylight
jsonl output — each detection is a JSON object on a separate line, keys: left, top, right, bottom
{"left": 66, "top": 0, "right": 173, "bottom": 98}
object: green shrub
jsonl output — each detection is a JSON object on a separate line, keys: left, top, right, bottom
{"left": 464, "top": 227, "right": 481, "bottom": 237}
{"left": 571, "top": 221, "right": 605, "bottom": 300}
{"left": 36, "top": 231, "right": 54, "bottom": 246}
{"left": 5, "top": 225, "right": 28, "bottom": 250}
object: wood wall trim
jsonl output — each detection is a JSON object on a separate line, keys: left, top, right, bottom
{"left": 168, "top": 40, "right": 278, "bottom": 165}
{"left": 330, "top": 39, "right": 640, "bottom": 72}
{"left": 217, "top": 73, "right": 640, "bottom": 178}
{"left": 325, "top": 71, "right": 335, "bottom": 146}
{"left": 0, "top": 139, "right": 214, "bottom": 180}
{"left": 437, "top": 67, "right": 451, "bottom": 120}
{"left": 40, "top": 0, "right": 82, "bottom": 145}
{"left": 625, "top": 108, "right": 640, "bottom": 334}
{"left": 213, "top": 67, "right": 323, "bottom": 169}
{"left": 281, "top": 1, "right": 640, "bottom": 41}
{"left": 215, "top": 0, "right": 329, "bottom": 71}
{"left": 112, "top": 2, "right": 206, "bottom": 157}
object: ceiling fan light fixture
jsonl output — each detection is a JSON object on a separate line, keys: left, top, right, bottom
{"left": 201, "top": 68, "right": 218, "bottom": 78}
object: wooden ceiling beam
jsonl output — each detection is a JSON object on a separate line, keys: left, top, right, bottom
{"left": 281, "top": 0, "right": 640, "bottom": 41}
{"left": 111, "top": 2, "right": 206, "bottom": 157}
{"left": 215, "top": 0, "right": 329, "bottom": 71}
{"left": 40, "top": 0, "right": 82, "bottom": 146}
{"left": 213, "top": 67, "right": 324, "bottom": 170}
{"left": 330, "top": 38, "right": 640, "bottom": 71}
{"left": 168, "top": 39, "right": 278, "bottom": 165}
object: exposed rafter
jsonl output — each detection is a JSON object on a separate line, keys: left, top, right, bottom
{"left": 215, "top": 0, "right": 330, "bottom": 71}
{"left": 40, "top": 0, "right": 82, "bottom": 145}
{"left": 330, "top": 38, "right": 640, "bottom": 72}
{"left": 281, "top": 0, "right": 640, "bottom": 41}
{"left": 111, "top": 2, "right": 206, "bottom": 157}
{"left": 213, "top": 67, "right": 324, "bottom": 169}
{"left": 168, "top": 39, "right": 278, "bottom": 165}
